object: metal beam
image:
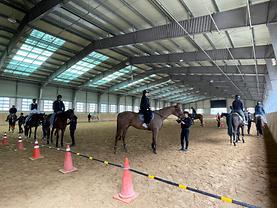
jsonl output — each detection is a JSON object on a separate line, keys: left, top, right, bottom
{"left": 42, "top": 1, "right": 277, "bottom": 84}
{"left": 0, "top": 0, "right": 69, "bottom": 73}
{"left": 130, "top": 45, "right": 274, "bottom": 64}
{"left": 145, "top": 65, "right": 267, "bottom": 75}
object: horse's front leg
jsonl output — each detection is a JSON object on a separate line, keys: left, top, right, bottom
{"left": 241, "top": 126, "right": 245, "bottom": 143}
{"left": 56, "top": 130, "right": 59, "bottom": 148}
{"left": 122, "top": 127, "right": 129, "bottom": 152}
{"left": 152, "top": 128, "right": 158, "bottom": 154}
{"left": 61, "top": 130, "right": 64, "bottom": 147}
{"left": 34, "top": 126, "right": 38, "bottom": 141}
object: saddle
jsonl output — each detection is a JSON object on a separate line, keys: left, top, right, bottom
{"left": 231, "top": 112, "right": 244, "bottom": 122}
{"left": 138, "top": 112, "right": 154, "bottom": 122}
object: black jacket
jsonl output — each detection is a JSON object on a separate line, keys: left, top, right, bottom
{"left": 9, "top": 107, "right": 17, "bottom": 114}
{"left": 53, "top": 100, "right": 65, "bottom": 113}
{"left": 30, "top": 103, "right": 38, "bottom": 110}
{"left": 178, "top": 117, "right": 193, "bottom": 129}
{"left": 191, "top": 108, "right": 196, "bottom": 114}
{"left": 17, "top": 115, "right": 25, "bottom": 124}
{"left": 140, "top": 95, "right": 150, "bottom": 111}
{"left": 232, "top": 99, "right": 244, "bottom": 111}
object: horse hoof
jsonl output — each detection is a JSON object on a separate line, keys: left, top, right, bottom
{"left": 153, "top": 150, "right": 157, "bottom": 154}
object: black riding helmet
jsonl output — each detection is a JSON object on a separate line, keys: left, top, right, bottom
{"left": 143, "top": 90, "right": 149, "bottom": 95}
{"left": 57, "top": 95, "right": 62, "bottom": 99}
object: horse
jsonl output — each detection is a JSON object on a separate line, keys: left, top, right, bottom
{"left": 6, "top": 114, "right": 17, "bottom": 133}
{"left": 228, "top": 113, "right": 245, "bottom": 146}
{"left": 114, "top": 104, "right": 183, "bottom": 154}
{"left": 46, "top": 109, "right": 74, "bottom": 147}
{"left": 255, "top": 115, "right": 264, "bottom": 137}
{"left": 221, "top": 112, "right": 244, "bottom": 145}
{"left": 24, "top": 113, "right": 45, "bottom": 141}
{"left": 189, "top": 113, "right": 204, "bottom": 127}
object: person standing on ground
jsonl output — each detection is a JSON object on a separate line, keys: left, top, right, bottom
{"left": 247, "top": 111, "right": 253, "bottom": 134}
{"left": 68, "top": 114, "right": 78, "bottom": 147}
{"left": 88, "top": 113, "right": 91, "bottom": 122}
{"left": 17, "top": 112, "right": 25, "bottom": 133}
{"left": 177, "top": 111, "right": 193, "bottom": 152}
{"left": 216, "top": 113, "right": 221, "bottom": 128}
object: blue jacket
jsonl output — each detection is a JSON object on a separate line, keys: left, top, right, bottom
{"left": 53, "top": 100, "right": 65, "bottom": 113}
{"left": 30, "top": 103, "right": 38, "bottom": 110}
{"left": 255, "top": 105, "right": 265, "bottom": 115}
{"left": 179, "top": 117, "right": 193, "bottom": 129}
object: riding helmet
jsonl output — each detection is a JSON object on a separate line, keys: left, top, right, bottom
{"left": 143, "top": 89, "right": 149, "bottom": 95}
{"left": 57, "top": 94, "right": 62, "bottom": 99}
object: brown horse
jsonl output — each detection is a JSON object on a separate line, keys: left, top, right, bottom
{"left": 189, "top": 113, "right": 204, "bottom": 127}
{"left": 114, "top": 104, "right": 183, "bottom": 154}
{"left": 46, "top": 109, "right": 74, "bottom": 147}
{"left": 6, "top": 114, "right": 17, "bottom": 133}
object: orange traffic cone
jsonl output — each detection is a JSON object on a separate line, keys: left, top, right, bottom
{"left": 113, "top": 158, "right": 139, "bottom": 203}
{"left": 29, "top": 140, "right": 44, "bottom": 160}
{"left": 59, "top": 144, "right": 77, "bottom": 174}
{"left": 2, "top": 133, "right": 8, "bottom": 145}
{"left": 17, "top": 135, "right": 25, "bottom": 151}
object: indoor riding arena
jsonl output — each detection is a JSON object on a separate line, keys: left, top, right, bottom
{"left": 1, "top": 1, "right": 277, "bottom": 208}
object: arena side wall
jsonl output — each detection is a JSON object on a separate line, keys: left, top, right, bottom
{"left": 266, "top": 112, "right": 277, "bottom": 143}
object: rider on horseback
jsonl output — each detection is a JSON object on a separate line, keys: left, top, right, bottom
{"left": 6, "top": 105, "right": 17, "bottom": 121}
{"left": 255, "top": 101, "right": 267, "bottom": 124}
{"left": 140, "top": 90, "right": 151, "bottom": 128}
{"left": 232, "top": 95, "right": 247, "bottom": 125}
{"left": 191, "top": 107, "right": 196, "bottom": 118}
{"left": 25, "top": 98, "right": 39, "bottom": 125}
{"left": 50, "top": 95, "right": 65, "bottom": 128}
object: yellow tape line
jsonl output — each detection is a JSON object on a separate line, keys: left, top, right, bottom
{"left": 148, "top": 175, "right": 155, "bottom": 179}
{"left": 221, "top": 196, "right": 233, "bottom": 203}
{"left": 76, "top": 153, "right": 80, "bottom": 155}
{"left": 104, "top": 161, "right": 109, "bottom": 165}
{"left": 89, "top": 156, "right": 93, "bottom": 160}
{"left": 178, "top": 184, "right": 187, "bottom": 189}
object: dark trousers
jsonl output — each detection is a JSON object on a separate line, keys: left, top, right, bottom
{"left": 247, "top": 121, "right": 252, "bottom": 134}
{"left": 42, "top": 126, "right": 49, "bottom": 139}
{"left": 141, "top": 110, "right": 151, "bottom": 124}
{"left": 18, "top": 123, "right": 23, "bottom": 133}
{"left": 181, "top": 128, "right": 190, "bottom": 149}
{"left": 70, "top": 128, "right": 76, "bottom": 145}
{"left": 217, "top": 119, "right": 220, "bottom": 128}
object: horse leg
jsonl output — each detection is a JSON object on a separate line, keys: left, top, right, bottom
{"left": 61, "top": 130, "right": 64, "bottom": 147}
{"left": 241, "top": 127, "right": 245, "bottom": 143}
{"left": 56, "top": 130, "right": 59, "bottom": 148}
{"left": 34, "top": 126, "right": 37, "bottom": 141}
{"left": 152, "top": 128, "right": 158, "bottom": 154}
{"left": 50, "top": 128, "right": 54, "bottom": 144}
{"left": 114, "top": 131, "right": 120, "bottom": 154}
{"left": 122, "top": 127, "right": 129, "bottom": 152}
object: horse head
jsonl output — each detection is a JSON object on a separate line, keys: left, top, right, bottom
{"left": 172, "top": 104, "right": 183, "bottom": 118}
{"left": 65, "top": 109, "right": 75, "bottom": 119}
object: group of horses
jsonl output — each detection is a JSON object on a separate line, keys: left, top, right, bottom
{"left": 5, "top": 104, "right": 264, "bottom": 155}
{"left": 6, "top": 109, "right": 75, "bottom": 147}
{"left": 220, "top": 112, "right": 264, "bottom": 146}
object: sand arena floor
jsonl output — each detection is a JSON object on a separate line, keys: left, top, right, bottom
{"left": 0, "top": 119, "right": 276, "bottom": 208}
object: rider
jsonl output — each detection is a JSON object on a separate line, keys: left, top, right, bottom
{"left": 6, "top": 105, "right": 17, "bottom": 121}
{"left": 232, "top": 95, "right": 247, "bottom": 125}
{"left": 50, "top": 95, "right": 65, "bottom": 128}
{"left": 191, "top": 107, "right": 196, "bottom": 118}
{"left": 25, "top": 98, "right": 39, "bottom": 124}
{"left": 255, "top": 101, "right": 267, "bottom": 124}
{"left": 140, "top": 90, "right": 151, "bottom": 128}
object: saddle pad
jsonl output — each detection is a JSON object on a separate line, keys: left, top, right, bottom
{"left": 138, "top": 112, "right": 154, "bottom": 122}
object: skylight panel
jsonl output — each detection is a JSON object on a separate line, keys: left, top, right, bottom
{"left": 55, "top": 51, "right": 109, "bottom": 83}
{"left": 90, "top": 66, "right": 135, "bottom": 87}
{"left": 115, "top": 74, "right": 157, "bottom": 91}
{"left": 4, "top": 29, "right": 65, "bottom": 76}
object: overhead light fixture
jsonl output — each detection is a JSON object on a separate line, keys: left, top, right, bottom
{"left": 272, "top": 58, "right": 276, "bottom": 66}
{"left": 8, "top": 17, "right": 17, "bottom": 24}
{"left": 180, "top": 59, "right": 183, "bottom": 62}
{"left": 210, "top": 80, "right": 214, "bottom": 83}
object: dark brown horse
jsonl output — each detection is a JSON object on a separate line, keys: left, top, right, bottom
{"left": 255, "top": 115, "right": 264, "bottom": 137}
{"left": 114, "top": 104, "right": 183, "bottom": 154}
{"left": 6, "top": 114, "right": 17, "bottom": 133}
{"left": 24, "top": 113, "right": 45, "bottom": 141}
{"left": 189, "top": 113, "right": 204, "bottom": 127}
{"left": 46, "top": 109, "right": 74, "bottom": 147}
